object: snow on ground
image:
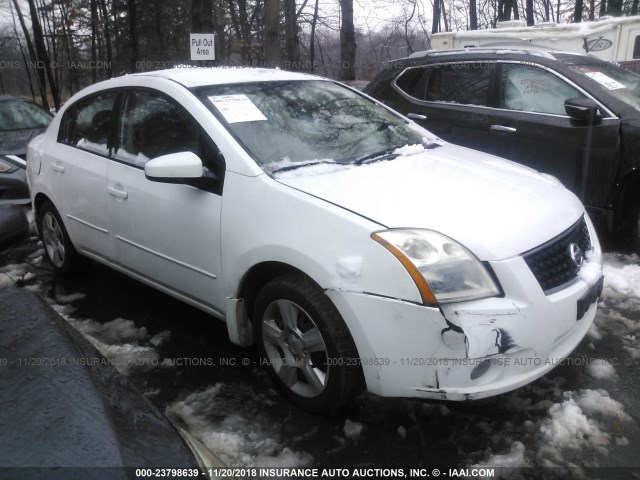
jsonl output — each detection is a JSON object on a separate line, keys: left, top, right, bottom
{"left": 602, "top": 253, "right": 640, "bottom": 300}
{"left": 165, "top": 383, "right": 313, "bottom": 468}
{"left": 343, "top": 419, "right": 364, "bottom": 440}
{"left": 472, "top": 441, "right": 528, "bottom": 474}
{"left": 587, "top": 359, "right": 617, "bottom": 380}
{"left": 469, "top": 254, "right": 639, "bottom": 471}
{"left": 0, "top": 263, "right": 29, "bottom": 288}
{"left": 49, "top": 297, "right": 171, "bottom": 375}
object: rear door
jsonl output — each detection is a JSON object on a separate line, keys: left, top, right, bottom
{"left": 390, "top": 61, "right": 497, "bottom": 153}
{"left": 52, "top": 90, "right": 120, "bottom": 259}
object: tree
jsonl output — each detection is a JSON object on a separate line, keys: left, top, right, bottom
{"left": 432, "top": 0, "right": 441, "bottom": 33}
{"left": 526, "top": 0, "right": 535, "bottom": 24}
{"left": 284, "top": 0, "right": 301, "bottom": 67}
{"left": 264, "top": 0, "right": 280, "bottom": 67}
{"left": 470, "top": 0, "right": 478, "bottom": 29}
{"left": 574, "top": 0, "right": 584, "bottom": 21}
{"left": 339, "top": 0, "right": 356, "bottom": 80}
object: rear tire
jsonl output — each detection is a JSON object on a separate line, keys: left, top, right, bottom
{"left": 38, "top": 201, "right": 85, "bottom": 274}
{"left": 253, "top": 274, "right": 365, "bottom": 413}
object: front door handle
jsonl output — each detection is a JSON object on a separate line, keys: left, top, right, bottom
{"left": 51, "top": 162, "right": 65, "bottom": 173}
{"left": 408, "top": 113, "right": 428, "bottom": 120}
{"left": 107, "top": 185, "right": 128, "bottom": 200}
{"left": 490, "top": 125, "right": 517, "bottom": 134}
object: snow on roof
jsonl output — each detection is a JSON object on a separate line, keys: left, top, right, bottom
{"left": 432, "top": 16, "right": 640, "bottom": 41}
{"left": 132, "top": 67, "right": 321, "bottom": 88}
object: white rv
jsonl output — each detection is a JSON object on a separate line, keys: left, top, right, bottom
{"left": 430, "top": 17, "right": 640, "bottom": 68}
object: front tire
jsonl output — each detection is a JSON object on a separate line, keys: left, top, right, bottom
{"left": 253, "top": 274, "right": 364, "bottom": 412}
{"left": 38, "top": 201, "right": 84, "bottom": 274}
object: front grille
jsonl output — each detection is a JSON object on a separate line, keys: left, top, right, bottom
{"left": 523, "top": 217, "right": 592, "bottom": 293}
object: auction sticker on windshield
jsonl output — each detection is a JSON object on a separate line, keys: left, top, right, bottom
{"left": 209, "top": 95, "right": 267, "bottom": 123}
{"left": 584, "top": 72, "right": 625, "bottom": 90}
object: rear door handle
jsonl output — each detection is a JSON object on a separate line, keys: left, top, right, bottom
{"left": 490, "top": 125, "right": 517, "bottom": 134}
{"left": 51, "top": 162, "right": 65, "bottom": 173}
{"left": 408, "top": 113, "right": 428, "bottom": 120}
{"left": 107, "top": 185, "right": 128, "bottom": 200}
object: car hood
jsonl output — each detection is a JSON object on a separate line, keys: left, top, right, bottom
{"left": 0, "top": 128, "right": 46, "bottom": 155}
{"left": 276, "top": 144, "right": 585, "bottom": 261}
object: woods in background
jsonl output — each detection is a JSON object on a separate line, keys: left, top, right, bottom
{"left": 0, "top": 0, "right": 638, "bottom": 107}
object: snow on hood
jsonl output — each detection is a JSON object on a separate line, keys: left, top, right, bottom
{"left": 276, "top": 144, "right": 584, "bottom": 261}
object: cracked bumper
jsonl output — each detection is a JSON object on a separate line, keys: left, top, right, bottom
{"left": 327, "top": 252, "right": 601, "bottom": 400}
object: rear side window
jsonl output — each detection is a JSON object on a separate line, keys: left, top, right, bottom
{"left": 424, "top": 64, "right": 493, "bottom": 106}
{"left": 395, "top": 63, "right": 493, "bottom": 106}
{"left": 59, "top": 91, "right": 118, "bottom": 156}
{"left": 395, "top": 67, "right": 429, "bottom": 100}
{"left": 500, "top": 64, "right": 586, "bottom": 115}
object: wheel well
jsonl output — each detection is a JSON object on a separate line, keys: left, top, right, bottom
{"left": 616, "top": 172, "right": 640, "bottom": 228}
{"left": 32, "top": 193, "right": 51, "bottom": 232}
{"left": 238, "top": 262, "right": 316, "bottom": 320}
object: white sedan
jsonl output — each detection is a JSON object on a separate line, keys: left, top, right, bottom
{"left": 27, "top": 68, "right": 603, "bottom": 412}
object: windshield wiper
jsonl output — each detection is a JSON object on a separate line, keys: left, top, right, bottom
{"left": 270, "top": 159, "right": 339, "bottom": 174}
{"left": 353, "top": 148, "right": 400, "bottom": 165}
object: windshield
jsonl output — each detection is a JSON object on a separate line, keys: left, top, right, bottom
{"left": 197, "top": 80, "right": 427, "bottom": 171}
{"left": 569, "top": 62, "right": 640, "bottom": 110}
{"left": 0, "top": 99, "right": 52, "bottom": 132}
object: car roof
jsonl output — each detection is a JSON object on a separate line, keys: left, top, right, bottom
{"left": 128, "top": 67, "right": 322, "bottom": 88}
{"left": 0, "top": 95, "right": 33, "bottom": 102}
{"left": 400, "top": 47, "right": 597, "bottom": 63}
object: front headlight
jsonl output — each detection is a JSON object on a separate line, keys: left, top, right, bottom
{"left": 372, "top": 229, "right": 501, "bottom": 305}
{"left": 0, "top": 157, "right": 18, "bottom": 173}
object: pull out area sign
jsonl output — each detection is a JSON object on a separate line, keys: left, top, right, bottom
{"left": 190, "top": 34, "right": 215, "bottom": 60}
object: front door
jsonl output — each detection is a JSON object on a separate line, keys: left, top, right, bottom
{"left": 486, "top": 62, "right": 620, "bottom": 209}
{"left": 107, "top": 88, "right": 226, "bottom": 312}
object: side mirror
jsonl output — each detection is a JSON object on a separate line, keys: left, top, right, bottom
{"left": 564, "top": 98, "right": 600, "bottom": 122}
{"left": 144, "top": 151, "right": 203, "bottom": 182}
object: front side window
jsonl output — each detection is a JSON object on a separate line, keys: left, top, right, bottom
{"left": 197, "top": 80, "right": 426, "bottom": 170}
{"left": 115, "top": 89, "right": 225, "bottom": 192}
{"left": 116, "top": 90, "right": 200, "bottom": 165}
{"left": 61, "top": 91, "right": 118, "bottom": 155}
{"left": 500, "top": 64, "right": 585, "bottom": 115}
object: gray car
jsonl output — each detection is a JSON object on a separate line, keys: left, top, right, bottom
{"left": 0, "top": 96, "right": 52, "bottom": 205}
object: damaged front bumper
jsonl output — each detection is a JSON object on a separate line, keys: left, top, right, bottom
{"left": 327, "top": 251, "right": 602, "bottom": 401}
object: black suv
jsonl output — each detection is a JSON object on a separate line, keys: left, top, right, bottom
{"left": 365, "top": 48, "right": 640, "bottom": 251}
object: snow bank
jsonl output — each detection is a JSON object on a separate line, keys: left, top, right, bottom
{"left": 603, "top": 253, "right": 640, "bottom": 299}
{"left": 472, "top": 441, "right": 527, "bottom": 475}
{"left": 47, "top": 303, "right": 171, "bottom": 376}
{"left": 586, "top": 359, "right": 617, "bottom": 380}
{"left": 393, "top": 143, "right": 425, "bottom": 157}
{"left": 166, "top": 384, "right": 313, "bottom": 468}
{"left": 0, "top": 263, "right": 28, "bottom": 288}
{"left": 540, "top": 389, "right": 632, "bottom": 452}
{"left": 343, "top": 419, "right": 364, "bottom": 440}
{"left": 540, "top": 399, "right": 610, "bottom": 450}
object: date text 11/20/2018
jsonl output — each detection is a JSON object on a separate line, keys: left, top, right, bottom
{"left": 203, "top": 468, "right": 496, "bottom": 478}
